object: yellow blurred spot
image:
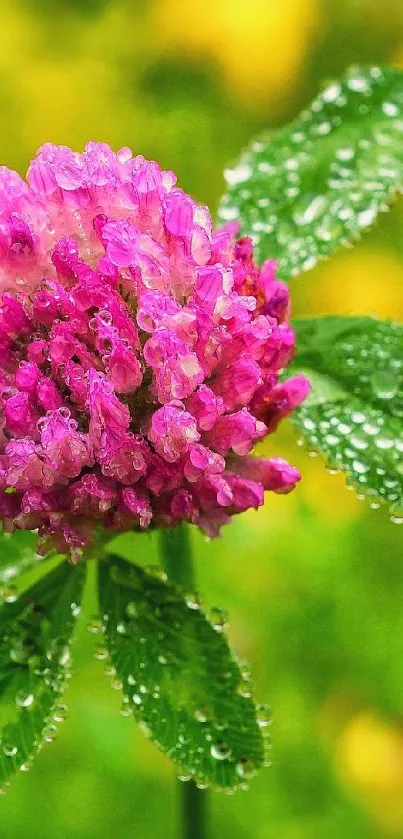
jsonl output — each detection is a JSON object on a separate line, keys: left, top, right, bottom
{"left": 336, "top": 711, "right": 403, "bottom": 835}
{"left": 293, "top": 246, "right": 403, "bottom": 320}
{"left": 0, "top": 2, "right": 156, "bottom": 170}
{"left": 20, "top": 60, "right": 116, "bottom": 148}
{"left": 259, "top": 427, "right": 363, "bottom": 525}
{"left": 298, "top": 454, "right": 363, "bottom": 522}
{"left": 0, "top": 1, "right": 41, "bottom": 69}
{"left": 153, "top": 0, "right": 320, "bottom": 110}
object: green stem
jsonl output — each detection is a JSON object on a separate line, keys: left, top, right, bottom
{"left": 180, "top": 777, "right": 206, "bottom": 839}
{"left": 158, "top": 524, "right": 195, "bottom": 591}
{"left": 158, "top": 525, "right": 207, "bottom": 839}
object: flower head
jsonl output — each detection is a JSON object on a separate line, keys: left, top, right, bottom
{"left": 0, "top": 143, "right": 309, "bottom": 556}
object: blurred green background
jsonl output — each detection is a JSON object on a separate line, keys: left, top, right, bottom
{"left": 1, "top": 0, "right": 403, "bottom": 836}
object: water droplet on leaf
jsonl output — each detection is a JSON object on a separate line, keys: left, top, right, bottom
{"left": 210, "top": 742, "right": 232, "bottom": 761}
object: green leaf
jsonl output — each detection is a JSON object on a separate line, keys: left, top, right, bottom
{"left": 0, "top": 529, "right": 40, "bottom": 586}
{"left": 219, "top": 65, "right": 403, "bottom": 278}
{"left": 98, "top": 556, "right": 268, "bottom": 789}
{"left": 291, "top": 315, "right": 403, "bottom": 517}
{"left": 0, "top": 560, "right": 85, "bottom": 787}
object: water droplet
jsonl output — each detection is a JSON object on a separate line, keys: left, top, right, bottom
{"left": 194, "top": 708, "right": 209, "bottom": 723}
{"left": 120, "top": 700, "right": 133, "bottom": 717}
{"left": 185, "top": 593, "right": 202, "bottom": 610}
{"left": 224, "top": 163, "right": 252, "bottom": 187}
{"left": 237, "top": 682, "right": 252, "bottom": 699}
{"left": 357, "top": 207, "right": 377, "bottom": 228}
{"left": 236, "top": 758, "right": 256, "bottom": 779}
{"left": 382, "top": 102, "right": 399, "bottom": 117}
{"left": 2, "top": 743, "right": 17, "bottom": 757}
{"left": 20, "top": 763, "right": 31, "bottom": 773}
{"left": 351, "top": 411, "right": 366, "bottom": 424}
{"left": 87, "top": 616, "right": 104, "bottom": 634}
{"left": 363, "top": 420, "right": 380, "bottom": 436}
{"left": 322, "top": 82, "right": 341, "bottom": 103}
{"left": 325, "top": 433, "right": 340, "bottom": 447}
{"left": 293, "top": 195, "right": 327, "bottom": 226}
{"left": 1, "top": 585, "right": 18, "bottom": 604}
{"left": 15, "top": 691, "right": 34, "bottom": 709}
{"left": 98, "top": 309, "right": 113, "bottom": 326}
{"left": 256, "top": 704, "right": 272, "bottom": 728}
{"left": 210, "top": 742, "right": 232, "bottom": 761}
{"left": 46, "top": 638, "right": 70, "bottom": 667}
{"left": 58, "top": 406, "right": 71, "bottom": 419}
{"left": 302, "top": 417, "right": 316, "bottom": 432}
{"left": 390, "top": 502, "right": 403, "bottom": 524}
{"left": 10, "top": 639, "right": 33, "bottom": 665}
{"left": 44, "top": 724, "right": 57, "bottom": 743}
{"left": 336, "top": 147, "right": 355, "bottom": 162}
{"left": 53, "top": 704, "right": 68, "bottom": 723}
{"left": 371, "top": 370, "right": 398, "bottom": 400}
{"left": 209, "top": 607, "right": 229, "bottom": 632}
{"left": 347, "top": 74, "right": 371, "bottom": 94}
{"left": 375, "top": 432, "right": 395, "bottom": 450}
{"left": 126, "top": 602, "right": 138, "bottom": 618}
{"left": 350, "top": 431, "right": 369, "bottom": 451}
{"left": 144, "top": 565, "right": 168, "bottom": 583}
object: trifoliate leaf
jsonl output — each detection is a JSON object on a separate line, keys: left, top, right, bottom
{"left": 291, "top": 316, "right": 403, "bottom": 516}
{"left": 98, "top": 556, "right": 268, "bottom": 789}
{"left": 0, "top": 560, "right": 85, "bottom": 788}
{"left": 219, "top": 65, "right": 403, "bottom": 278}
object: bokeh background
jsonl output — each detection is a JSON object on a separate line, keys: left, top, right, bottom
{"left": 1, "top": 0, "right": 403, "bottom": 836}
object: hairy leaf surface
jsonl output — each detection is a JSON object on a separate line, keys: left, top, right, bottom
{"left": 99, "top": 556, "right": 268, "bottom": 789}
{"left": 219, "top": 66, "right": 403, "bottom": 278}
{"left": 292, "top": 316, "right": 403, "bottom": 515}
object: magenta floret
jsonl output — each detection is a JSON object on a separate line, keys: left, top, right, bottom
{"left": 0, "top": 143, "right": 310, "bottom": 556}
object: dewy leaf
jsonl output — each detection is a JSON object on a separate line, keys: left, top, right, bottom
{"left": 291, "top": 316, "right": 403, "bottom": 517}
{"left": 98, "top": 556, "right": 267, "bottom": 789}
{"left": 0, "top": 560, "right": 85, "bottom": 787}
{"left": 219, "top": 65, "right": 403, "bottom": 278}
{"left": 0, "top": 529, "right": 40, "bottom": 587}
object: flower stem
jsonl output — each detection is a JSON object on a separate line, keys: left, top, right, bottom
{"left": 158, "top": 525, "right": 207, "bottom": 839}
{"left": 158, "top": 523, "right": 195, "bottom": 591}
{"left": 180, "top": 777, "right": 207, "bottom": 839}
